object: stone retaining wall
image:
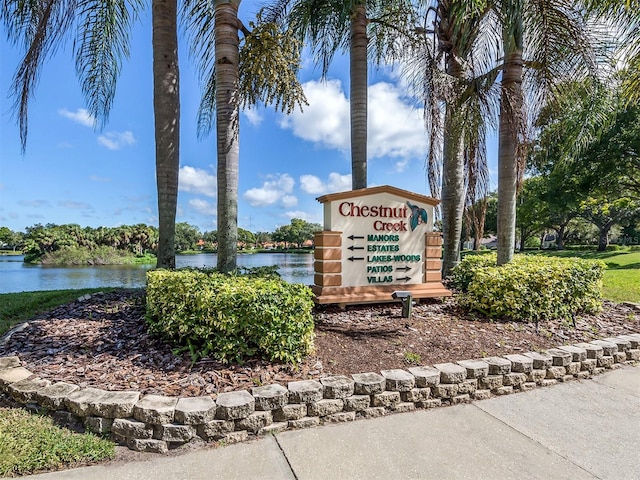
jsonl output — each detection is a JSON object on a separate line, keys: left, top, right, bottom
{"left": 1, "top": 334, "right": 639, "bottom": 454}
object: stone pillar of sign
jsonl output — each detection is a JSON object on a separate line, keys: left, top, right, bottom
{"left": 313, "top": 231, "right": 342, "bottom": 288}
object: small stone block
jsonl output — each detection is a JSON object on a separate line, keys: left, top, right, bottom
{"left": 541, "top": 379, "right": 558, "bottom": 387}
{"left": 546, "top": 366, "right": 566, "bottom": 379}
{"left": 503, "top": 354, "right": 534, "bottom": 373}
{"left": 452, "top": 394, "right": 471, "bottom": 404}
{"left": 457, "top": 379, "right": 478, "bottom": 394}
{"left": 215, "top": 390, "right": 255, "bottom": 420}
{"left": 252, "top": 384, "right": 288, "bottom": 410}
{"left": 35, "top": 382, "right": 79, "bottom": 409}
{"left": 288, "top": 416, "right": 320, "bottom": 429}
{"left": 433, "top": 383, "right": 459, "bottom": 399}
{"left": 84, "top": 416, "right": 113, "bottom": 434}
{"left": 581, "top": 359, "right": 597, "bottom": 373}
{"left": 320, "top": 376, "right": 355, "bottom": 399}
{"left": 220, "top": 431, "right": 248, "bottom": 445}
{"left": 608, "top": 363, "right": 623, "bottom": 370}
{"left": 392, "top": 402, "right": 416, "bottom": 413}
{"left": 174, "top": 396, "right": 216, "bottom": 425}
{"left": 160, "top": 423, "right": 196, "bottom": 442}
{"left": 133, "top": 394, "right": 178, "bottom": 424}
{"left": 401, "top": 388, "right": 431, "bottom": 403}
{"left": 566, "top": 362, "right": 581, "bottom": 375}
{"left": 288, "top": 380, "right": 323, "bottom": 403}
{"left": 358, "top": 407, "right": 386, "bottom": 418}
{"left": 618, "top": 335, "right": 640, "bottom": 349}
{"left": 503, "top": 373, "right": 527, "bottom": 387}
{"left": 52, "top": 411, "right": 83, "bottom": 431}
{"left": 558, "top": 346, "right": 587, "bottom": 362}
{"left": 417, "top": 399, "right": 442, "bottom": 409}
{"left": 434, "top": 363, "right": 467, "bottom": 384}
{"left": 456, "top": 360, "right": 489, "bottom": 379}
{"left": 594, "top": 367, "right": 606, "bottom": 375}
{"left": 527, "top": 370, "right": 547, "bottom": 383}
{"left": 546, "top": 348, "right": 572, "bottom": 367}
{"left": 0, "top": 356, "right": 20, "bottom": 370}
{"left": 523, "top": 351, "right": 553, "bottom": 369}
{"left": 494, "top": 386, "right": 513, "bottom": 396}
{"left": 574, "top": 343, "right": 604, "bottom": 359}
{"left": 273, "top": 403, "right": 307, "bottom": 422}
{"left": 602, "top": 337, "right": 630, "bottom": 352}
{"left": 258, "top": 422, "right": 288, "bottom": 436}
{"left": 521, "top": 382, "right": 537, "bottom": 391}
{"left": 307, "top": 399, "right": 344, "bottom": 417}
{"left": 352, "top": 373, "right": 386, "bottom": 395}
{"left": 613, "top": 352, "right": 627, "bottom": 363}
{"left": 560, "top": 374, "right": 575, "bottom": 382}
{"left": 323, "top": 411, "right": 356, "bottom": 423}
{"left": 484, "top": 357, "right": 512, "bottom": 375}
{"left": 381, "top": 369, "right": 416, "bottom": 391}
{"left": 196, "top": 419, "right": 234, "bottom": 440}
{"left": 576, "top": 371, "right": 591, "bottom": 379}
{"left": 372, "top": 391, "right": 401, "bottom": 408}
{"left": 473, "top": 389, "right": 491, "bottom": 400}
{"left": 590, "top": 340, "right": 618, "bottom": 356}
{"left": 128, "top": 438, "right": 168, "bottom": 454}
{"left": 91, "top": 390, "right": 140, "bottom": 418}
{"left": 112, "top": 418, "right": 154, "bottom": 439}
{"left": 343, "top": 395, "right": 371, "bottom": 412}
{"left": 597, "top": 356, "right": 615, "bottom": 368}
{"left": 0, "top": 367, "right": 32, "bottom": 387}
{"left": 626, "top": 349, "right": 640, "bottom": 361}
{"left": 8, "top": 378, "right": 50, "bottom": 404}
{"left": 235, "top": 411, "right": 272, "bottom": 434}
{"left": 479, "top": 375, "right": 503, "bottom": 390}
{"left": 66, "top": 388, "right": 108, "bottom": 416}
{"left": 408, "top": 366, "right": 441, "bottom": 387}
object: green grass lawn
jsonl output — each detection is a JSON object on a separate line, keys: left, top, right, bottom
{"left": 0, "top": 408, "right": 114, "bottom": 477}
{"left": 526, "top": 249, "right": 640, "bottom": 303}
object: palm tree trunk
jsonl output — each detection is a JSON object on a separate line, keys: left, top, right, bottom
{"left": 497, "top": 48, "right": 523, "bottom": 265}
{"left": 350, "top": 3, "right": 368, "bottom": 190}
{"left": 153, "top": 0, "right": 180, "bottom": 270}
{"left": 215, "top": 0, "right": 241, "bottom": 273}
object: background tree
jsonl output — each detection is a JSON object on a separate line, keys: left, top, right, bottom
{"left": 580, "top": 196, "right": 640, "bottom": 251}
{"left": 174, "top": 222, "right": 201, "bottom": 252}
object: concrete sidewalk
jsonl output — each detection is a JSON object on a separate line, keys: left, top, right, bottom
{"left": 26, "top": 366, "right": 640, "bottom": 480}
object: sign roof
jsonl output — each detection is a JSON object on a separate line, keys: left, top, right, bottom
{"left": 316, "top": 185, "right": 440, "bottom": 206}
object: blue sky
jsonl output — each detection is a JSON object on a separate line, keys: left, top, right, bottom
{"left": 0, "top": 1, "right": 498, "bottom": 235}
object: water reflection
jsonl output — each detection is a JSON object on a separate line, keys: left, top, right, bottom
{"left": 0, "top": 253, "right": 315, "bottom": 293}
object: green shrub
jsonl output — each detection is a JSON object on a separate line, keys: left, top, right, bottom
{"left": 145, "top": 270, "right": 314, "bottom": 364}
{"left": 451, "top": 254, "right": 605, "bottom": 321}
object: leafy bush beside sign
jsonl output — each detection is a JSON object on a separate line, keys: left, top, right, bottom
{"left": 450, "top": 254, "right": 605, "bottom": 321}
{"left": 145, "top": 270, "right": 315, "bottom": 364}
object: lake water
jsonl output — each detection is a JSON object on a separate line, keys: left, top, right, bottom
{"left": 0, "top": 253, "right": 315, "bottom": 294}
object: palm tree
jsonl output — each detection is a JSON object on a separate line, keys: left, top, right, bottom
{"left": 493, "top": 0, "right": 598, "bottom": 265}
{"left": 266, "top": 0, "right": 414, "bottom": 190}
{"left": 2, "top": 0, "right": 180, "bottom": 269}
{"left": 184, "top": 1, "right": 306, "bottom": 272}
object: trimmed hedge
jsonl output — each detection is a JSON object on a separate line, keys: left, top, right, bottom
{"left": 145, "top": 270, "right": 315, "bottom": 364}
{"left": 450, "top": 254, "right": 605, "bottom": 321}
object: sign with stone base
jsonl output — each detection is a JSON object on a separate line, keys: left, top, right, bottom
{"left": 313, "top": 185, "right": 451, "bottom": 305}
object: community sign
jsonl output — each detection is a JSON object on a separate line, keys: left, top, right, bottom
{"left": 313, "top": 185, "right": 451, "bottom": 305}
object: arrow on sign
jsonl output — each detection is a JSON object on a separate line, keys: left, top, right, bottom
{"left": 348, "top": 245, "right": 364, "bottom": 251}
{"left": 348, "top": 235, "right": 364, "bottom": 240}
{"left": 396, "top": 276, "right": 412, "bottom": 282}
{"left": 348, "top": 256, "right": 365, "bottom": 262}
{"left": 395, "top": 266, "right": 411, "bottom": 272}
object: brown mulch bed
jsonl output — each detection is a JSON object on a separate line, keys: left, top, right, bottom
{"left": 1, "top": 289, "right": 639, "bottom": 398}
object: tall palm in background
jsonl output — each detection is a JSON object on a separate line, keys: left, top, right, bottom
{"left": 185, "top": 0, "right": 306, "bottom": 272}
{"left": 266, "top": 0, "right": 414, "bottom": 190}
{"left": 1, "top": 0, "right": 181, "bottom": 269}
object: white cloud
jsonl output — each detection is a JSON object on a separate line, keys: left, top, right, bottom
{"left": 300, "top": 172, "right": 351, "bottom": 195}
{"left": 284, "top": 210, "right": 322, "bottom": 223}
{"left": 179, "top": 166, "right": 217, "bottom": 197}
{"left": 280, "top": 80, "right": 427, "bottom": 161}
{"left": 97, "top": 131, "right": 136, "bottom": 150}
{"left": 18, "top": 200, "right": 51, "bottom": 208}
{"left": 244, "top": 173, "right": 296, "bottom": 207}
{"left": 189, "top": 198, "right": 215, "bottom": 215}
{"left": 58, "top": 108, "right": 95, "bottom": 128}
{"left": 243, "top": 108, "right": 264, "bottom": 126}
{"left": 59, "top": 201, "right": 92, "bottom": 210}
{"left": 279, "top": 79, "right": 350, "bottom": 150}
